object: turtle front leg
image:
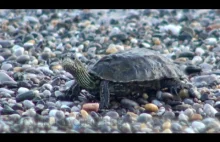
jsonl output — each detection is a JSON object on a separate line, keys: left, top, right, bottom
{"left": 58, "top": 83, "right": 81, "bottom": 101}
{"left": 100, "top": 80, "right": 110, "bottom": 109}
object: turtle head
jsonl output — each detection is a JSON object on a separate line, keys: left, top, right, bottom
{"left": 62, "top": 54, "right": 84, "bottom": 73}
{"left": 62, "top": 54, "right": 96, "bottom": 89}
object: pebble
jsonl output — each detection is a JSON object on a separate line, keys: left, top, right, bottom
{"left": 80, "top": 109, "right": 89, "bottom": 119}
{"left": 17, "top": 87, "right": 29, "bottom": 95}
{"left": 191, "top": 121, "right": 206, "bottom": 133}
{"left": 137, "top": 113, "right": 152, "bottom": 123}
{"left": 163, "top": 111, "right": 175, "bottom": 120}
{"left": 0, "top": 72, "right": 16, "bottom": 82}
{"left": 105, "top": 111, "right": 119, "bottom": 119}
{"left": 16, "top": 91, "right": 36, "bottom": 102}
{"left": 43, "top": 90, "right": 51, "bottom": 97}
{"left": 162, "top": 121, "right": 171, "bottom": 130}
{"left": 121, "top": 123, "right": 132, "bottom": 133}
{"left": 171, "top": 122, "right": 182, "bottom": 132}
{"left": 190, "top": 114, "right": 203, "bottom": 121}
{"left": 23, "top": 100, "right": 35, "bottom": 109}
{"left": 203, "top": 104, "right": 218, "bottom": 117}
{"left": 162, "top": 129, "right": 172, "bottom": 133}
{"left": 144, "top": 103, "right": 159, "bottom": 112}
{"left": 1, "top": 63, "right": 12, "bottom": 71}
{"left": 82, "top": 103, "right": 99, "bottom": 112}
{"left": 184, "top": 127, "right": 195, "bottom": 133}
{"left": 178, "top": 113, "right": 189, "bottom": 122}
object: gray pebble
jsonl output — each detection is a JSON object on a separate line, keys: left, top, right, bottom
{"left": 121, "top": 123, "right": 132, "bottom": 133}
{"left": 171, "top": 122, "right": 182, "bottom": 132}
{"left": 43, "top": 90, "right": 51, "bottom": 97}
{"left": 1, "top": 63, "right": 12, "bottom": 71}
{"left": 42, "top": 84, "right": 53, "bottom": 91}
{"left": 137, "top": 113, "right": 152, "bottom": 123}
{"left": 0, "top": 72, "right": 16, "bottom": 82}
{"left": 163, "top": 111, "right": 175, "bottom": 120}
{"left": 16, "top": 55, "right": 30, "bottom": 64}
{"left": 105, "top": 111, "right": 119, "bottom": 119}
{"left": 49, "top": 109, "right": 58, "bottom": 117}
{"left": 23, "top": 100, "right": 35, "bottom": 109}
{"left": 55, "top": 110, "right": 65, "bottom": 120}
{"left": 16, "top": 90, "right": 36, "bottom": 102}
{"left": 178, "top": 112, "right": 189, "bottom": 122}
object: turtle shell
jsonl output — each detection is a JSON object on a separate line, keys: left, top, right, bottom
{"left": 89, "top": 48, "right": 186, "bottom": 82}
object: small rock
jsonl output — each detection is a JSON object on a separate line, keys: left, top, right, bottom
{"left": 16, "top": 55, "right": 30, "bottom": 64}
{"left": 105, "top": 111, "right": 119, "bottom": 119}
{"left": 162, "top": 129, "right": 172, "bottom": 133}
{"left": 17, "top": 87, "right": 29, "bottom": 95}
{"left": 80, "top": 109, "right": 89, "bottom": 119}
{"left": 144, "top": 103, "right": 158, "bottom": 112}
{"left": 162, "top": 121, "right": 171, "bottom": 130}
{"left": 121, "top": 123, "right": 132, "bottom": 133}
{"left": 192, "top": 121, "right": 206, "bottom": 133}
{"left": 1, "top": 63, "right": 12, "bottom": 71}
{"left": 190, "top": 113, "right": 203, "bottom": 121}
{"left": 163, "top": 111, "right": 175, "bottom": 120}
{"left": 179, "top": 89, "right": 189, "bottom": 99}
{"left": 137, "top": 113, "right": 152, "bottom": 123}
{"left": 23, "top": 100, "right": 35, "bottom": 109}
{"left": 82, "top": 103, "right": 99, "bottom": 112}
{"left": 171, "top": 122, "right": 182, "bottom": 132}
{"left": 203, "top": 103, "right": 217, "bottom": 117}
{"left": 106, "top": 44, "right": 118, "bottom": 54}
{"left": 43, "top": 90, "right": 51, "bottom": 97}
{"left": 0, "top": 72, "right": 16, "bottom": 82}
{"left": 55, "top": 110, "right": 65, "bottom": 120}
{"left": 16, "top": 91, "right": 36, "bottom": 102}
{"left": 49, "top": 109, "right": 58, "bottom": 117}
{"left": 184, "top": 127, "right": 195, "bottom": 133}
{"left": 178, "top": 112, "right": 189, "bottom": 122}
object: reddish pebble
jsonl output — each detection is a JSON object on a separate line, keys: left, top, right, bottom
{"left": 82, "top": 103, "right": 99, "bottom": 112}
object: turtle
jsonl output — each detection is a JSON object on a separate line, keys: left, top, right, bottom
{"left": 62, "top": 48, "right": 189, "bottom": 109}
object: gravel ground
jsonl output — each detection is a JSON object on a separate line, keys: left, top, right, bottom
{"left": 0, "top": 9, "right": 220, "bottom": 133}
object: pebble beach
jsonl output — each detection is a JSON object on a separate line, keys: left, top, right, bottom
{"left": 0, "top": 9, "right": 220, "bottom": 133}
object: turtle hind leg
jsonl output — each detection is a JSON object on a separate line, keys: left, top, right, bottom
{"left": 100, "top": 80, "right": 110, "bottom": 109}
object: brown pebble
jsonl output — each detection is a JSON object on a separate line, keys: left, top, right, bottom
{"left": 152, "top": 38, "right": 161, "bottom": 45}
{"left": 80, "top": 109, "right": 89, "bottom": 119}
{"left": 82, "top": 103, "right": 99, "bottom": 112}
{"left": 162, "top": 121, "right": 171, "bottom": 130}
{"left": 106, "top": 45, "right": 118, "bottom": 54}
{"left": 190, "top": 113, "right": 203, "bottom": 121}
{"left": 13, "top": 67, "right": 23, "bottom": 72}
{"left": 144, "top": 103, "right": 158, "bottom": 112}
{"left": 51, "top": 65, "right": 63, "bottom": 70}
{"left": 179, "top": 89, "right": 189, "bottom": 99}
{"left": 162, "top": 129, "right": 172, "bottom": 133}
{"left": 27, "top": 40, "right": 35, "bottom": 45}
{"left": 127, "top": 112, "right": 138, "bottom": 118}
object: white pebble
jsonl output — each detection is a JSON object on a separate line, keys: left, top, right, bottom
{"left": 18, "top": 87, "right": 29, "bottom": 94}
{"left": 195, "top": 47, "right": 205, "bottom": 56}
{"left": 203, "top": 104, "right": 217, "bottom": 117}
{"left": 192, "top": 121, "right": 206, "bottom": 133}
{"left": 184, "top": 127, "right": 195, "bottom": 133}
{"left": 178, "top": 112, "right": 189, "bottom": 122}
{"left": 49, "top": 109, "right": 58, "bottom": 117}
{"left": 191, "top": 56, "right": 203, "bottom": 65}
{"left": 159, "top": 24, "right": 182, "bottom": 36}
{"left": 204, "top": 38, "right": 217, "bottom": 45}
